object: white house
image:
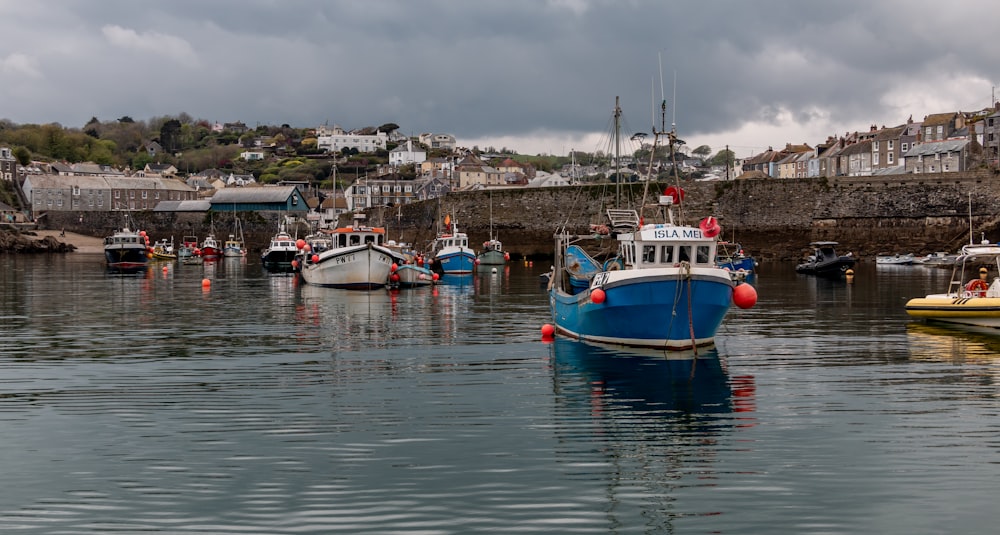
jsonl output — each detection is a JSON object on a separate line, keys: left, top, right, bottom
{"left": 317, "top": 129, "right": 388, "bottom": 154}
{"left": 389, "top": 140, "right": 427, "bottom": 166}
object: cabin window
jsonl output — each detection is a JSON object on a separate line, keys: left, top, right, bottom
{"left": 678, "top": 246, "right": 691, "bottom": 263}
{"left": 642, "top": 245, "right": 656, "bottom": 264}
{"left": 697, "top": 245, "right": 711, "bottom": 264}
{"left": 364, "top": 235, "right": 375, "bottom": 244}
{"left": 350, "top": 235, "right": 360, "bottom": 246}
{"left": 660, "top": 245, "right": 674, "bottom": 263}
{"left": 337, "top": 235, "right": 347, "bottom": 247}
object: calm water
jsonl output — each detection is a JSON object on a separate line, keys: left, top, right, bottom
{"left": 0, "top": 254, "right": 998, "bottom": 534}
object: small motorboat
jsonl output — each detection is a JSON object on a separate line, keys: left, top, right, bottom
{"left": 795, "top": 241, "right": 855, "bottom": 278}
{"left": 876, "top": 253, "right": 915, "bottom": 265}
{"left": 905, "top": 241, "right": 1000, "bottom": 328}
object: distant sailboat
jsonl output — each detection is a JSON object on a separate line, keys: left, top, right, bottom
{"left": 477, "top": 191, "right": 508, "bottom": 266}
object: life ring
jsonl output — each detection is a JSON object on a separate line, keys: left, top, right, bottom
{"left": 965, "top": 279, "right": 989, "bottom": 297}
{"left": 603, "top": 257, "right": 623, "bottom": 271}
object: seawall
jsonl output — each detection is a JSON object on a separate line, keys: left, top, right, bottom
{"left": 33, "top": 168, "right": 1000, "bottom": 261}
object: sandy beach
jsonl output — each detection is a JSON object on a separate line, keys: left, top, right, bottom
{"left": 33, "top": 230, "right": 105, "bottom": 254}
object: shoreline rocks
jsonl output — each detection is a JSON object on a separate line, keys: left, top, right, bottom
{"left": 0, "top": 230, "right": 77, "bottom": 253}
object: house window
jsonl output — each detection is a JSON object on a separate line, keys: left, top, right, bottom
{"left": 925, "top": 126, "right": 932, "bottom": 137}
{"left": 873, "top": 141, "right": 879, "bottom": 151}
{"left": 887, "top": 140, "right": 894, "bottom": 151}
{"left": 944, "top": 163, "right": 950, "bottom": 171}
{"left": 902, "top": 142, "right": 909, "bottom": 152}
{"left": 72, "top": 186, "right": 80, "bottom": 195}
{"left": 888, "top": 152, "right": 894, "bottom": 164}
{"left": 937, "top": 125, "right": 943, "bottom": 135}
{"left": 141, "top": 191, "right": 147, "bottom": 199}
{"left": 155, "top": 192, "right": 160, "bottom": 199}
{"left": 115, "top": 190, "right": 120, "bottom": 198}
{"left": 873, "top": 153, "right": 879, "bottom": 166}
{"left": 129, "top": 191, "right": 135, "bottom": 199}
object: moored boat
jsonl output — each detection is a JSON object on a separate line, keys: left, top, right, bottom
{"left": 200, "top": 233, "right": 222, "bottom": 260}
{"left": 430, "top": 218, "right": 476, "bottom": 274}
{"left": 716, "top": 241, "right": 756, "bottom": 274}
{"left": 104, "top": 217, "right": 151, "bottom": 272}
{"left": 261, "top": 229, "right": 298, "bottom": 272}
{"left": 298, "top": 223, "right": 398, "bottom": 289}
{"left": 151, "top": 237, "right": 176, "bottom": 260}
{"left": 795, "top": 241, "right": 855, "bottom": 277}
{"left": 547, "top": 97, "right": 755, "bottom": 350}
{"left": 393, "top": 263, "right": 438, "bottom": 288}
{"left": 905, "top": 241, "right": 1000, "bottom": 329}
{"left": 223, "top": 218, "right": 246, "bottom": 257}
{"left": 477, "top": 238, "right": 508, "bottom": 266}
{"left": 876, "top": 253, "right": 915, "bottom": 265}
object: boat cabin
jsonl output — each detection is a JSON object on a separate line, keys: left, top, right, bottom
{"left": 617, "top": 224, "right": 717, "bottom": 269}
{"left": 332, "top": 226, "right": 386, "bottom": 248}
{"left": 104, "top": 232, "right": 142, "bottom": 246}
{"left": 435, "top": 234, "right": 468, "bottom": 250}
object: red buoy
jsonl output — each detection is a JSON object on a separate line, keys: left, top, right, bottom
{"left": 664, "top": 185, "right": 685, "bottom": 204}
{"left": 390, "top": 273, "right": 400, "bottom": 282}
{"left": 541, "top": 323, "right": 555, "bottom": 338}
{"left": 296, "top": 239, "right": 306, "bottom": 249}
{"left": 291, "top": 259, "right": 299, "bottom": 269}
{"left": 432, "top": 273, "right": 439, "bottom": 281}
{"left": 733, "top": 283, "right": 757, "bottom": 309}
{"left": 311, "top": 254, "right": 320, "bottom": 263}
{"left": 699, "top": 216, "right": 721, "bottom": 238}
{"left": 591, "top": 288, "right": 606, "bottom": 304}
{"left": 391, "top": 263, "right": 399, "bottom": 272}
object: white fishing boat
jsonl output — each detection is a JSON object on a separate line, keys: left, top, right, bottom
{"left": 299, "top": 217, "right": 398, "bottom": 289}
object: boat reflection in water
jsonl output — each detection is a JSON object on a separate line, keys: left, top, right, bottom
{"left": 547, "top": 337, "right": 757, "bottom": 529}
{"left": 549, "top": 337, "right": 756, "bottom": 427}
{"left": 906, "top": 322, "right": 1000, "bottom": 364}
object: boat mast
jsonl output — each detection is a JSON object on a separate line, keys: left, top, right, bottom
{"left": 614, "top": 96, "right": 622, "bottom": 208}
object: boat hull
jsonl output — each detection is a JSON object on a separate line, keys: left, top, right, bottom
{"left": 718, "top": 257, "right": 755, "bottom": 272}
{"left": 795, "top": 258, "right": 855, "bottom": 277}
{"left": 477, "top": 249, "right": 507, "bottom": 265}
{"left": 105, "top": 245, "right": 150, "bottom": 271}
{"left": 300, "top": 243, "right": 396, "bottom": 289}
{"left": 436, "top": 249, "right": 476, "bottom": 274}
{"left": 905, "top": 296, "right": 1000, "bottom": 328}
{"left": 549, "top": 267, "right": 735, "bottom": 349}
{"left": 395, "top": 264, "right": 436, "bottom": 288}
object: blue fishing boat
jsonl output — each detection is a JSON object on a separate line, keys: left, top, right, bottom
{"left": 430, "top": 216, "right": 476, "bottom": 274}
{"left": 547, "top": 97, "right": 754, "bottom": 350}
{"left": 716, "top": 241, "right": 757, "bottom": 274}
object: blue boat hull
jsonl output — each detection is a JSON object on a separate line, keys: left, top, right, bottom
{"left": 550, "top": 272, "right": 734, "bottom": 349}
{"left": 437, "top": 250, "right": 476, "bottom": 274}
{"left": 718, "top": 257, "right": 755, "bottom": 272}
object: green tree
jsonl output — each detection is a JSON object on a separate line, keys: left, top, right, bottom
{"left": 692, "top": 145, "right": 712, "bottom": 160}
{"left": 12, "top": 146, "right": 30, "bottom": 166}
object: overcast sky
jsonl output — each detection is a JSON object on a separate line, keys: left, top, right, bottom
{"left": 1, "top": 1, "right": 998, "bottom": 158}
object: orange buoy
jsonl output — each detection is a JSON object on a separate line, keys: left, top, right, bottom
{"left": 733, "top": 283, "right": 757, "bottom": 309}
{"left": 303, "top": 243, "right": 311, "bottom": 252}
{"left": 311, "top": 254, "right": 320, "bottom": 263}
{"left": 699, "top": 216, "right": 721, "bottom": 238}
{"left": 201, "top": 278, "right": 211, "bottom": 288}
{"left": 432, "top": 273, "right": 440, "bottom": 281}
{"left": 296, "top": 239, "right": 306, "bottom": 249}
{"left": 291, "top": 259, "right": 299, "bottom": 269}
{"left": 541, "top": 323, "right": 555, "bottom": 338}
{"left": 591, "top": 288, "right": 606, "bottom": 304}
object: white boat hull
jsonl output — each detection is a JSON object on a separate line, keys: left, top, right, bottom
{"left": 300, "top": 243, "right": 396, "bottom": 289}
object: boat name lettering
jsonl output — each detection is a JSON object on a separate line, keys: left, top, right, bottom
{"left": 336, "top": 254, "right": 356, "bottom": 265}
{"left": 592, "top": 272, "right": 610, "bottom": 287}
{"left": 653, "top": 229, "right": 702, "bottom": 239}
